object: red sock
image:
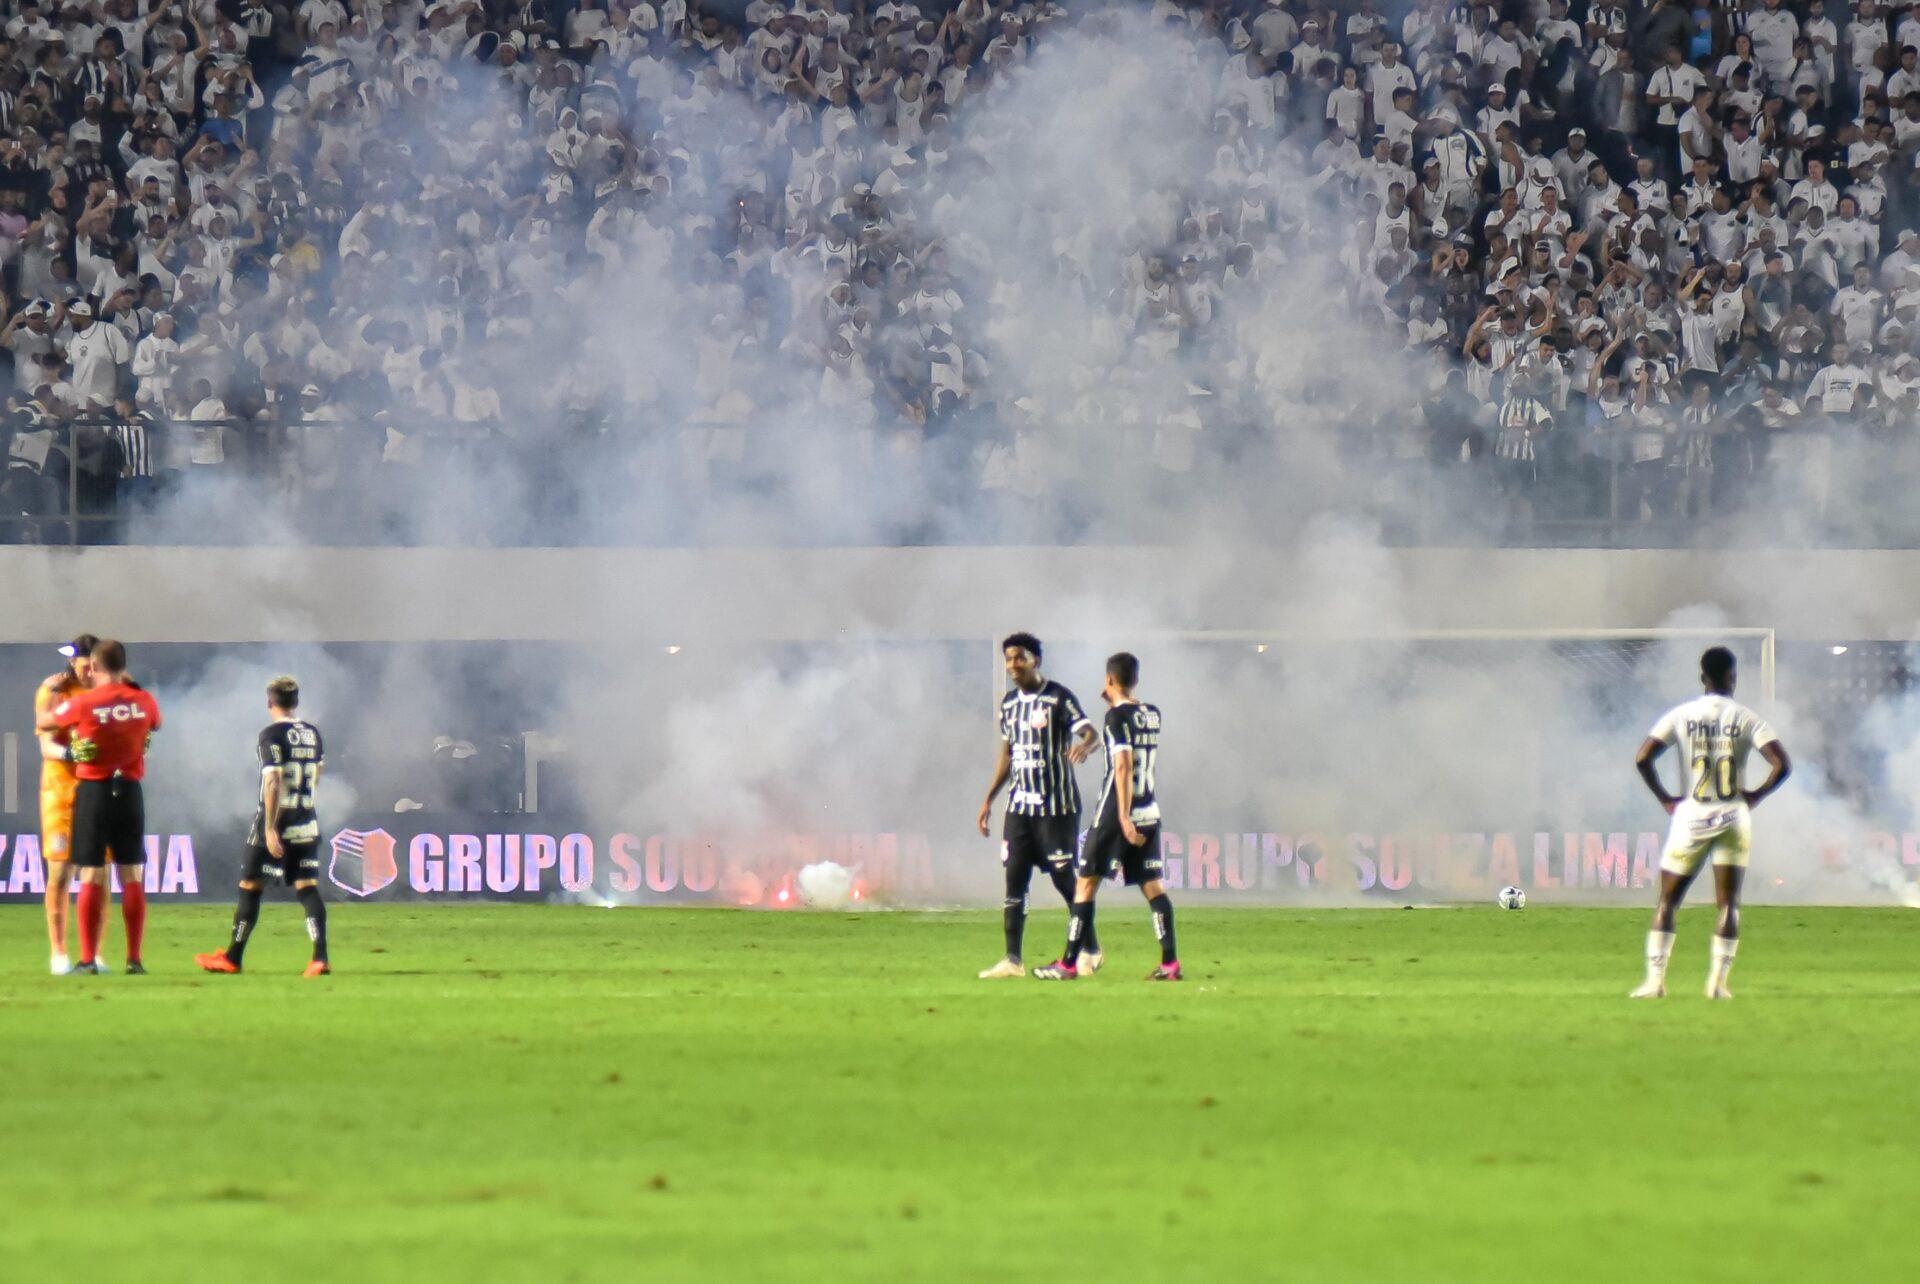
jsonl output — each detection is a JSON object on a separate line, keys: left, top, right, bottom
{"left": 76, "top": 883, "right": 106, "bottom": 964}
{"left": 121, "top": 879, "right": 147, "bottom": 965}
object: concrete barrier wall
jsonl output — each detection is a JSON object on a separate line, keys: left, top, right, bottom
{"left": 0, "top": 546, "right": 1912, "bottom": 643}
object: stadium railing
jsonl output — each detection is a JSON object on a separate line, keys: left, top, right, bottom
{"left": 0, "top": 415, "right": 1908, "bottom": 549}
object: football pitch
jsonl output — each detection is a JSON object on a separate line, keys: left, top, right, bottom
{"left": 3, "top": 904, "right": 1917, "bottom": 1282}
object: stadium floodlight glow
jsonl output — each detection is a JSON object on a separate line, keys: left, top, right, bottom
{"left": 665, "top": 645, "right": 683, "bottom": 655}
{"left": 1254, "top": 644, "right": 1269, "bottom": 654}
{"left": 1831, "top": 646, "right": 1849, "bottom": 656}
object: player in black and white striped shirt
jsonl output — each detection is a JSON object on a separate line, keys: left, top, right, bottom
{"left": 975, "top": 632, "right": 1101, "bottom": 978}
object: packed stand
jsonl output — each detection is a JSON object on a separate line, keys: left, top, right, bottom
{"left": 0, "top": 0, "right": 1916, "bottom": 541}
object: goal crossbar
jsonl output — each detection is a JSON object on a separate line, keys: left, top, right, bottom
{"left": 991, "top": 627, "right": 1778, "bottom": 710}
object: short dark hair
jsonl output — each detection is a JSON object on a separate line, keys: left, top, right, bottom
{"left": 1001, "top": 632, "right": 1042, "bottom": 661}
{"left": 1106, "top": 651, "right": 1140, "bottom": 690}
{"left": 267, "top": 675, "right": 300, "bottom": 711}
{"left": 91, "top": 638, "right": 127, "bottom": 673}
{"left": 1701, "top": 646, "right": 1737, "bottom": 688}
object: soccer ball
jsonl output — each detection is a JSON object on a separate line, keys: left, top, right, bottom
{"left": 1497, "top": 886, "right": 1526, "bottom": 910}
{"left": 797, "top": 861, "right": 855, "bottom": 910}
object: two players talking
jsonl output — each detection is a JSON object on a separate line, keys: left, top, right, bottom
{"left": 977, "top": 634, "right": 1180, "bottom": 982}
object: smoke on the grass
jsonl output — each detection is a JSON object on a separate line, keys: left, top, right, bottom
{"left": 123, "top": 7, "right": 1920, "bottom": 906}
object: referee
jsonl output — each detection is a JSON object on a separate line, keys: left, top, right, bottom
{"left": 38, "top": 640, "right": 162, "bottom": 975}
{"left": 975, "top": 632, "right": 1101, "bottom": 979}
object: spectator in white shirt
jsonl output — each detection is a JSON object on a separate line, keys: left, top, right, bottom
{"left": 129, "top": 312, "right": 178, "bottom": 410}
{"left": 1748, "top": 0, "right": 1801, "bottom": 86}
{"left": 1829, "top": 196, "right": 1879, "bottom": 273}
{"left": 1252, "top": 0, "right": 1297, "bottom": 59}
{"left": 1889, "top": 46, "right": 1920, "bottom": 104}
{"left": 1677, "top": 87, "right": 1720, "bottom": 170}
{"left": 1629, "top": 155, "right": 1670, "bottom": 214}
{"left": 1381, "top": 86, "right": 1420, "bottom": 152}
{"left": 1807, "top": 341, "right": 1872, "bottom": 413}
{"left": 1326, "top": 64, "right": 1365, "bottom": 140}
{"left": 1366, "top": 41, "right": 1417, "bottom": 124}
{"left": 1789, "top": 157, "right": 1840, "bottom": 217}
{"left": 1832, "top": 262, "right": 1887, "bottom": 347}
{"left": 1647, "top": 43, "right": 1705, "bottom": 137}
{"left": 62, "top": 297, "right": 130, "bottom": 409}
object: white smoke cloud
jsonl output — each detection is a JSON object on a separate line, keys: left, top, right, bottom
{"left": 111, "top": 7, "right": 1920, "bottom": 909}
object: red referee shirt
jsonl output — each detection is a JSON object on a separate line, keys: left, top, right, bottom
{"left": 50, "top": 682, "right": 162, "bottom": 781}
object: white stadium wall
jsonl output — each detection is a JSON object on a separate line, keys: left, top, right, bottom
{"left": 4, "top": 545, "right": 1920, "bottom": 643}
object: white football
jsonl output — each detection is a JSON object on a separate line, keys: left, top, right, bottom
{"left": 797, "top": 860, "right": 855, "bottom": 910}
{"left": 1497, "top": 885, "right": 1526, "bottom": 910}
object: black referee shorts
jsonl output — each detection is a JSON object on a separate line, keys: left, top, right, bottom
{"left": 70, "top": 777, "right": 145, "bottom": 869}
{"left": 1001, "top": 812, "right": 1080, "bottom": 885}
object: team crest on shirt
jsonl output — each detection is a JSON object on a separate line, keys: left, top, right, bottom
{"left": 328, "top": 828, "right": 398, "bottom": 897}
{"left": 1028, "top": 709, "right": 1049, "bottom": 730}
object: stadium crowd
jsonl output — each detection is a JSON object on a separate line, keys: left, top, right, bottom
{"left": 2, "top": 0, "right": 1920, "bottom": 541}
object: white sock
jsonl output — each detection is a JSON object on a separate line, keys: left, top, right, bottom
{"left": 1645, "top": 930, "right": 1675, "bottom": 985}
{"left": 1709, "top": 935, "right": 1738, "bottom": 990}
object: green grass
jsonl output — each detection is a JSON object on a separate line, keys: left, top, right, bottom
{"left": 2, "top": 904, "right": 1917, "bottom": 1282}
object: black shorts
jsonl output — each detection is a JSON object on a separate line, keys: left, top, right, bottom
{"left": 70, "top": 777, "right": 145, "bottom": 869}
{"left": 244, "top": 841, "right": 322, "bottom": 887}
{"left": 1076, "top": 798, "right": 1163, "bottom": 887}
{"left": 1001, "top": 812, "right": 1080, "bottom": 883}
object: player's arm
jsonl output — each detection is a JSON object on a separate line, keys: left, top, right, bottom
{"left": 261, "top": 763, "right": 285, "bottom": 858}
{"left": 1745, "top": 740, "right": 1792, "bottom": 808}
{"left": 977, "top": 738, "right": 1011, "bottom": 837}
{"left": 1113, "top": 745, "right": 1145, "bottom": 847}
{"left": 34, "top": 683, "right": 71, "bottom": 758}
{"left": 1064, "top": 696, "right": 1097, "bottom": 764}
{"left": 1067, "top": 723, "right": 1097, "bottom": 764}
{"left": 35, "top": 691, "right": 79, "bottom": 735}
{"left": 1634, "top": 737, "right": 1680, "bottom": 815}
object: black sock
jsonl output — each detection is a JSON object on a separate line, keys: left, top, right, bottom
{"left": 1049, "top": 862, "right": 1098, "bottom": 953}
{"left": 297, "top": 885, "right": 329, "bottom": 963}
{"left": 1148, "top": 893, "right": 1177, "bottom": 965}
{"left": 1064, "top": 900, "right": 1096, "bottom": 966}
{"left": 1002, "top": 893, "right": 1027, "bottom": 963}
{"left": 225, "top": 885, "right": 263, "bottom": 965}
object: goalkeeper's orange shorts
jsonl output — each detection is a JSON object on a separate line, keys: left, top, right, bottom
{"left": 41, "top": 773, "right": 77, "bottom": 866}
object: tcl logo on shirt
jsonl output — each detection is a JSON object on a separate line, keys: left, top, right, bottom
{"left": 89, "top": 702, "right": 151, "bottom": 725}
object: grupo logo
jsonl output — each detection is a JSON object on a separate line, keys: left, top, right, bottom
{"left": 328, "top": 828, "right": 398, "bottom": 897}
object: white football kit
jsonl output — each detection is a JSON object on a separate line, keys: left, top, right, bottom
{"left": 1647, "top": 694, "right": 1780, "bottom": 875}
